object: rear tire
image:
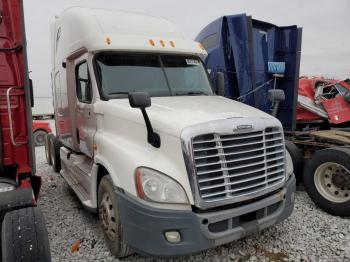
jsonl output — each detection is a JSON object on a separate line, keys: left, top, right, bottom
{"left": 33, "top": 130, "right": 48, "bottom": 147}
{"left": 285, "top": 140, "right": 304, "bottom": 182}
{"left": 303, "top": 148, "right": 350, "bottom": 217}
{"left": 1, "top": 207, "right": 51, "bottom": 262}
{"left": 98, "top": 175, "right": 132, "bottom": 258}
{"left": 45, "top": 133, "right": 54, "bottom": 166}
{"left": 49, "top": 136, "right": 61, "bottom": 173}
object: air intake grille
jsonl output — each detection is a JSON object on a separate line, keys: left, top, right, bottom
{"left": 192, "top": 127, "right": 285, "bottom": 202}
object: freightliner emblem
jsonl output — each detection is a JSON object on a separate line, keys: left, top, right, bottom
{"left": 235, "top": 125, "right": 253, "bottom": 131}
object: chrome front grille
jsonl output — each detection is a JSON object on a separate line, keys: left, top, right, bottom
{"left": 192, "top": 127, "right": 285, "bottom": 202}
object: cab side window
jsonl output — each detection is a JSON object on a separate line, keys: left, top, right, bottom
{"left": 76, "top": 61, "right": 92, "bottom": 103}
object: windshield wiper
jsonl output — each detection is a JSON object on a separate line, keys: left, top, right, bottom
{"left": 175, "top": 91, "right": 209, "bottom": 96}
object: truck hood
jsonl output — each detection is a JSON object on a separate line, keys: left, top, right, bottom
{"left": 95, "top": 95, "right": 274, "bottom": 137}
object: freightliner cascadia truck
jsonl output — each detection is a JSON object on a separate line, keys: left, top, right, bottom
{"left": 46, "top": 7, "right": 295, "bottom": 258}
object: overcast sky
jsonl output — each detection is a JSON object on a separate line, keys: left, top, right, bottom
{"left": 24, "top": 0, "right": 350, "bottom": 97}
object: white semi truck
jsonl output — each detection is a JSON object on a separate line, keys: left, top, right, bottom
{"left": 46, "top": 7, "right": 296, "bottom": 257}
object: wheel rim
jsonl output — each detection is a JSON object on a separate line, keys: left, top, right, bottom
{"left": 0, "top": 182, "right": 16, "bottom": 192}
{"left": 314, "top": 162, "right": 350, "bottom": 203}
{"left": 99, "top": 193, "right": 117, "bottom": 241}
{"left": 35, "top": 132, "right": 46, "bottom": 146}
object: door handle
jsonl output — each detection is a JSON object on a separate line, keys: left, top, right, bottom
{"left": 6, "top": 87, "right": 28, "bottom": 147}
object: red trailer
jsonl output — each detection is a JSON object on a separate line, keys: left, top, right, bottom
{"left": 0, "top": 0, "right": 51, "bottom": 261}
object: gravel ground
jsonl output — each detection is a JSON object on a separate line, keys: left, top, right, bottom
{"left": 35, "top": 147, "right": 350, "bottom": 262}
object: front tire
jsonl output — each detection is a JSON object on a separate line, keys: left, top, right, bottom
{"left": 98, "top": 175, "right": 132, "bottom": 258}
{"left": 1, "top": 207, "right": 51, "bottom": 262}
{"left": 303, "top": 148, "right": 350, "bottom": 217}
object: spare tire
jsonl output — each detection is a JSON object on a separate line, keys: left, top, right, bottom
{"left": 303, "top": 147, "right": 350, "bottom": 217}
{"left": 285, "top": 140, "right": 304, "bottom": 182}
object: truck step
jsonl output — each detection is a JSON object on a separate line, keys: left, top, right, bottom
{"left": 61, "top": 169, "right": 90, "bottom": 202}
{"left": 60, "top": 147, "right": 94, "bottom": 205}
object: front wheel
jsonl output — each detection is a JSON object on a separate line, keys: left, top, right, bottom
{"left": 98, "top": 175, "right": 132, "bottom": 258}
{"left": 1, "top": 207, "right": 51, "bottom": 262}
{"left": 303, "top": 148, "right": 350, "bottom": 217}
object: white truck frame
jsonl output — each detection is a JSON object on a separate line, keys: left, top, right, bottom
{"left": 46, "top": 7, "right": 296, "bottom": 258}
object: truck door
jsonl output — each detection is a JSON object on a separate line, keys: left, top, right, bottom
{"left": 0, "top": 0, "right": 34, "bottom": 175}
{"left": 75, "top": 57, "right": 96, "bottom": 158}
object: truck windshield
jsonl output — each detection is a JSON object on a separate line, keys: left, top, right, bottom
{"left": 95, "top": 53, "right": 213, "bottom": 99}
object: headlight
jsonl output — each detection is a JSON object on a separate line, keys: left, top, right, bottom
{"left": 285, "top": 149, "right": 294, "bottom": 179}
{"left": 135, "top": 167, "right": 189, "bottom": 204}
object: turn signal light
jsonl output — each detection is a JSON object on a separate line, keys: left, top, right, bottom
{"left": 160, "top": 40, "right": 165, "bottom": 47}
{"left": 149, "top": 39, "right": 155, "bottom": 46}
{"left": 170, "top": 41, "right": 175, "bottom": 47}
{"left": 135, "top": 168, "right": 145, "bottom": 199}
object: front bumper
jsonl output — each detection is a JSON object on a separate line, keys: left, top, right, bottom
{"left": 117, "top": 174, "right": 296, "bottom": 257}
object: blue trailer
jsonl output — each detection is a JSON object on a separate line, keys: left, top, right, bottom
{"left": 196, "top": 14, "right": 302, "bottom": 130}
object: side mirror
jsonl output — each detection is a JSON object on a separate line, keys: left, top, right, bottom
{"left": 128, "top": 92, "right": 151, "bottom": 108}
{"left": 216, "top": 72, "right": 225, "bottom": 96}
{"left": 268, "top": 89, "right": 285, "bottom": 117}
{"left": 268, "top": 89, "right": 285, "bottom": 103}
{"left": 128, "top": 92, "right": 160, "bottom": 148}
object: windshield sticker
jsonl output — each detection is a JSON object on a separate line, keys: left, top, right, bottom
{"left": 186, "top": 59, "right": 200, "bottom": 66}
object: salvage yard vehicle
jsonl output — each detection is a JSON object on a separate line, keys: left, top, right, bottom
{"left": 297, "top": 77, "right": 350, "bottom": 127}
{"left": 46, "top": 7, "right": 295, "bottom": 258}
{"left": 197, "top": 15, "right": 350, "bottom": 217}
{"left": 0, "top": 0, "right": 51, "bottom": 261}
{"left": 33, "top": 120, "right": 52, "bottom": 146}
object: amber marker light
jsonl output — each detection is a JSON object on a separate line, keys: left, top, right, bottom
{"left": 135, "top": 168, "right": 145, "bottom": 199}
{"left": 198, "top": 43, "right": 205, "bottom": 50}
{"left": 170, "top": 41, "right": 175, "bottom": 47}
{"left": 160, "top": 40, "right": 165, "bottom": 47}
{"left": 149, "top": 39, "right": 155, "bottom": 46}
{"left": 106, "top": 37, "right": 112, "bottom": 45}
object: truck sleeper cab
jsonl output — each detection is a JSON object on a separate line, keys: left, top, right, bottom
{"left": 47, "top": 7, "right": 296, "bottom": 257}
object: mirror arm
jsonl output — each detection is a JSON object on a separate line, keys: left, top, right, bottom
{"left": 216, "top": 72, "right": 225, "bottom": 96}
{"left": 141, "top": 108, "right": 161, "bottom": 148}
